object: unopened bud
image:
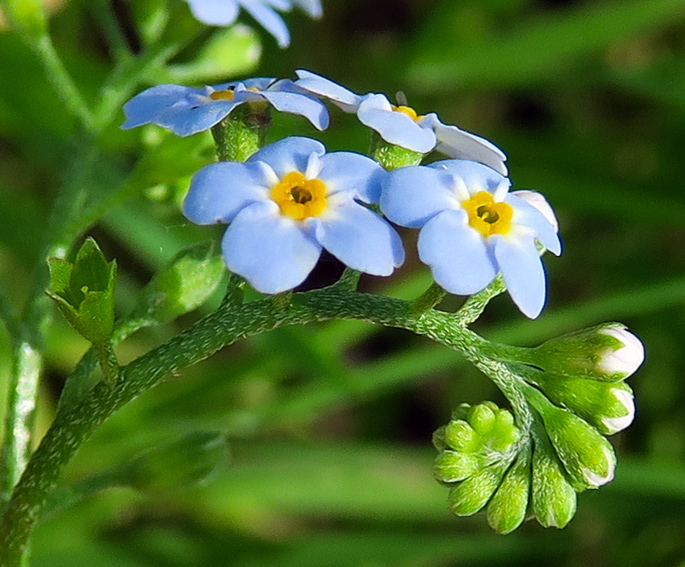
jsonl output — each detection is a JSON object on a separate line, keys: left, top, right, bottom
{"left": 487, "top": 453, "right": 531, "bottom": 534}
{"left": 530, "top": 373, "right": 635, "bottom": 435}
{"left": 448, "top": 462, "right": 506, "bottom": 517}
{"left": 531, "top": 442, "right": 577, "bottom": 528}
{"left": 434, "top": 451, "right": 481, "bottom": 483}
{"left": 538, "top": 403, "right": 616, "bottom": 490}
{"left": 532, "top": 324, "right": 644, "bottom": 381}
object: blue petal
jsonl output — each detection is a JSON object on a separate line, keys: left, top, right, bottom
{"left": 417, "top": 210, "right": 497, "bottom": 295}
{"left": 305, "top": 200, "right": 404, "bottom": 275}
{"left": 121, "top": 84, "right": 196, "bottom": 130}
{"left": 257, "top": 88, "right": 329, "bottom": 130}
{"left": 381, "top": 166, "right": 460, "bottom": 228}
{"left": 240, "top": 0, "right": 291, "bottom": 47}
{"left": 294, "top": 70, "right": 363, "bottom": 112}
{"left": 317, "top": 152, "right": 385, "bottom": 203}
{"left": 357, "top": 95, "right": 436, "bottom": 153}
{"left": 183, "top": 161, "right": 271, "bottom": 225}
{"left": 155, "top": 97, "right": 238, "bottom": 136}
{"left": 248, "top": 136, "right": 325, "bottom": 178}
{"left": 492, "top": 234, "right": 547, "bottom": 319}
{"left": 506, "top": 194, "right": 561, "bottom": 255}
{"left": 421, "top": 114, "right": 508, "bottom": 176}
{"left": 428, "top": 159, "right": 510, "bottom": 196}
{"left": 222, "top": 201, "right": 322, "bottom": 293}
{"left": 185, "top": 0, "right": 240, "bottom": 25}
{"left": 233, "top": 77, "right": 276, "bottom": 91}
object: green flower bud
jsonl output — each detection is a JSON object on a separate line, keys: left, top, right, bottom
{"left": 537, "top": 402, "right": 616, "bottom": 490}
{"left": 532, "top": 323, "right": 644, "bottom": 381}
{"left": 487, "top": 453, "right": 531, "bottom": 534}
{"left": 530, "top": 373, "right": 635, "bottom": 435}
{"left": 371, "top": 134, "right": 424, "bottom": 170}
{"left": 47, "top": 238, "right": 116, "bottom": 345}
{"left": 134, "top": 242, "right": 225, "bottom": 324}
{"left": 444, "top": 419, "right": 481, "bottom": 453}
{"left": 531, "top": 442, "right": 577, "bottom": 528}
{"left": 434, "top": 451, "right": 481, "bottom": 483}
{"left": 468, "top": 403, "right": 497, "bottom": 436}
{"left": 448, "top": 462, "right": 506, "bottom": 517}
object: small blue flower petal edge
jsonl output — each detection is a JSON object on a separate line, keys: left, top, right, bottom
{"left": 381, "top": 159, "right": 560, "bottom": 318}
{"left": 183, "top": 136, "right": 404, "bottom": 294}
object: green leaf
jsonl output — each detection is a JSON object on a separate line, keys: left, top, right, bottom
{"left": 165, "top": 26, "right": 261, "bottom": 84}
{"left": 134, "top": 241, "right": 226, "bottom": 324}
{"left": 41, "top": 431, "right": 229, "bottom": 520}
{"left": 0, "top": 0, "right": 46, "bottom": 40}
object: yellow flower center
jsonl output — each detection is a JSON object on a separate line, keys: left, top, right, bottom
{"left": 271, "top": 171, "right": 328, "bottom": 221}
{"left": 463, "top": 191, "right": 513, "bottom": 237}
{"left": 210, "top": 89, "right": 236, "bottom": 101}
{"left": 210, "top": 86, "right": 261, "bottom": 101}
{"left": 392, "top": 105, "right": 421, "bottom": 121}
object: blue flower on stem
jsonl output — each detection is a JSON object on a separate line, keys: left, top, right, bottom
{"left": 294, "top": 70, "right": 507, "bottom": 175}
{"left": 185, "top": 0, "right": 323, "bottom": 48}
{"left": 121, "top": 77, "right": 328, "bottom": 137}
{"left": 380, "top": 160, "right": 561, "bottom": 318}
{"left": 183, "top": 137, "right": 405, "bottom": 293}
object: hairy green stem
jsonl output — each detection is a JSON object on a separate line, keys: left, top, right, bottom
{"left": 31, "top": 35, "right": 96, "bottom": 132}
{"left": 0, "top": 285, "right": 511, "bottom": 564}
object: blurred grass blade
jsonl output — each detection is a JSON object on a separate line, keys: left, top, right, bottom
{"left": 408, "top": 0, "right": 685, "bottom": 90}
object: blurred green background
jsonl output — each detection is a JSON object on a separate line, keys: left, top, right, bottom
{"left": 2, "top": 0, "right": 685, "bottom": 565}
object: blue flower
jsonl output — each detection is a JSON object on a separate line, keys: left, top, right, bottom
{"left": 380, "top": 160, "right": 561, "bottom": 318}
{"left": 185, "top": 0, "right": 323, "bottom": 48}
{"left": 121, "top": 77, "right": 328, "bottom": 137}
{"left": 183, "top": 136, "right": 404, "bottom": 293}
{"left": 294, "top": 70, "right": 507, "bottom": 175}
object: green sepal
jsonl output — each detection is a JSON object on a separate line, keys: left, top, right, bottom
{"left": 370, "top": 132, "right": 424, "bottom": 170}
{"left": 487, "top": 451, "right": 531, "bottom": 534}
{"left": 531, "top": 439, "right": 577, "bottom": 529}
{"left": 448, "top": 461, "right": 507, "bottom": 517}
{"left": 211, "top": 104, "right": 270, "bottom": 162}
{"left": 133, "top": 241, "right": 226, "bottom": 324}
{"left": 46, "top": 238, "right": 116, "bottom": 344}
{"left": 527, "top": 371, "right": 635, "bottom": 435}
{"left": 0, "top": 0, "right": 46, "bottom": 40}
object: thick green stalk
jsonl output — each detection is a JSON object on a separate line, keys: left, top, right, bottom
{"left": 0, "top": 285, "right": 512, "bottom": 564}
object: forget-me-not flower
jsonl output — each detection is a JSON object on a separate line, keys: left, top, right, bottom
{"left": 380, "top": 160, "right": 561, "bottom": 318}
{"left": 121, "top": 77, "right": 328, "bottom": 137}
{"left": 185, "top": 0, "right": 323, "bottom": 48}
{"left": 183, "top": 136, "right": 404, "bottom": 293}
{"left": 294, "top": 70, "right": 508, "bottom": 175}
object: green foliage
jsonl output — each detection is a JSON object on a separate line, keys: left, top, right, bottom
{"left": 0, "top": 0, "right": 684, "bottom": 565}
{"left": 46, "top": 238, "right": 117, "bottom": 345}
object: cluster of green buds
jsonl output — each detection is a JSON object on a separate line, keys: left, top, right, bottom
{"left": 433, "top": 402, "right": 527, "bottom": 534}
{"left": 433, "top": 324, "right": 644, "bottom": 533}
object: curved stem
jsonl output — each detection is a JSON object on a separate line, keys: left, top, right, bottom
{"left": 0, "top": 286, "right": 508, "bottom": 564}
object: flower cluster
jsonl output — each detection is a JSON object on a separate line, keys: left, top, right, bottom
{"left": 433, "top": 402, "right": 528, "bottom": 534}
{"left": 294, "top": 70, "right": 508, "bottom": 174}
{"left": 432, "top": 325, "right": 644, "bottom": 531}
{"left": 185, "top": 0, "right": 323, "bottom": 48}
{"left": 123, "top": 72, "right": 557, "bottom": 315}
